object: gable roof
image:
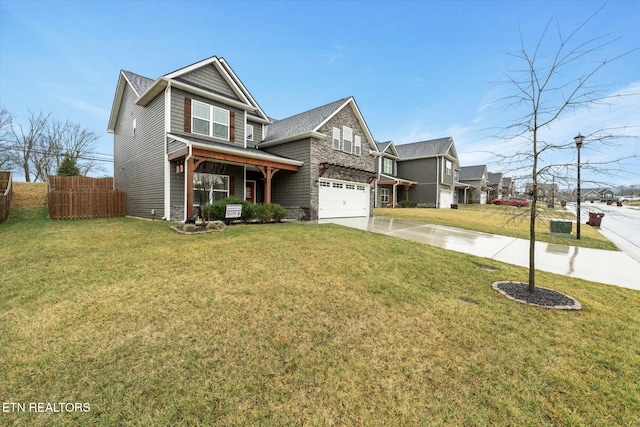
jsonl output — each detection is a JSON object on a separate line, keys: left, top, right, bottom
{"left": 459, "top": 165, "right": 487, "bottom": 181}
{"left": 109, "top": 56, "right": 270, "bottom": 133}
{"left": 395, "top": 137, "right": 458, "bottom": 160}
{"left": 108, "top": 70, "right": 154, "bottom": 133}
{"left": 376, "top": 141, "right": 399, "bottom": 157}
{"left": 487, "top": 172, "right": 503, "bottom": 185}
{"left": 260, "top": 97, "right": 377, "bottom": 150}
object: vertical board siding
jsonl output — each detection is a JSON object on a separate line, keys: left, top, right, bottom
{"left": 0, "top": 171, "right": 13, "bottom": 223}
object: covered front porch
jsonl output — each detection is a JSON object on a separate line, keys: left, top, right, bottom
{"left": 377, "top": 174, "right": 417, "bottom": 207}
{"left": 167, "top": 135, "right": 302, "bottom": 221}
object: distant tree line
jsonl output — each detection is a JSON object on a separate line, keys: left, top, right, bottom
{"left": 0, "top": 105, "right": 103, "bottom": 182}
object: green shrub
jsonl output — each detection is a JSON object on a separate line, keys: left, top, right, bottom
{"left": 271, "top": 204, "right": 288, "bottom": 221}
{"left": 254, "top": 203, "right": 288, "bottom": 223}
{"left": 201, "top": 197, "right": 256, "bottom": 222}
{"left": 399, "top": 200, "right": 418, "bottom": 208}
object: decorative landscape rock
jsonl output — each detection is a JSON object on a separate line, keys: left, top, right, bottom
{"left": 492, "top": 281, "right": 582, "bottom": 310}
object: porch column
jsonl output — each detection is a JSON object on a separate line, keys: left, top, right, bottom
{"left": 186, "top": 157, "right": 208, "bottom": 219}
{"left": 257, "top": 166, "right": 279, "bottom": 203}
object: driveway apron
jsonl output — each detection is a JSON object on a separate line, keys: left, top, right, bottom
{"left": 319, "top": 216, "right": 640, "bottom": 291}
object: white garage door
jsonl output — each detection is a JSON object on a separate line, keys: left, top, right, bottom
{"left": 440, "top": 189, "right": 453, "bottom": 208}
{"left": 318, "top": 179, "right": 370, "bottom": 219}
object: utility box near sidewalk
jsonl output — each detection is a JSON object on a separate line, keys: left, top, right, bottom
{"left": 550, "top": 220, "right": 573, "bottom": 236}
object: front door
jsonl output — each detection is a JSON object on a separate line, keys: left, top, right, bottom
{"left": 246, "top": 180, "right": 256, "bottom": 203}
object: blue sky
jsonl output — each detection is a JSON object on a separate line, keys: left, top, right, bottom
{"left": 1, "top": 0, "right": 639, "bottom": 188}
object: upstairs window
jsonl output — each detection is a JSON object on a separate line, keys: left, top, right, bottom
{"left": 246, "top": 124, "right": 254, "bottom": 141}
{"left": 342, "top": 126, "right": 353, "bottom": 153}
{"left": 445, "top": 160, "right": 452, "bottom": 175}
{"left": 354, "top": 135, "right": 361, "bottom": 156}
{"left": 333, "top": 127, "right": 341, "bottom": 150}
{"left": 383, "top": 158, "right": 393, "bottom": 174}
{"left": 192, "top": 100, "right": 230, "bottom": 140}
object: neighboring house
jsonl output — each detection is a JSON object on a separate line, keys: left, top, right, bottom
{"left": 502, "top": 177, "right": 514, "bottom": 197}
{"left": 374, "top": 141, "right": 416, "bottom": 207}
{"left": 575, "top": 188, "right": 616, "bottom": 202}
{"left": 388, "top": 137, "right": 460, "bottom": 208}
{"left": 487, "top": 172, "right": 503, "bottom": 201}
{"left": 260, "top": 97, "right": 378, "bottom": 219}
{"left": 458, "top": 165, "right": 490, "bottom": 203}
{"left": 108, "top": 55, "right": 377, "bottom": 221}
{"left": 525, "top": 183, "right": 558, "bottom": 203}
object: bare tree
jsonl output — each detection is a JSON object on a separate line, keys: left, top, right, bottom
{"left": 3, "top": 109, "right": 103, "bottom": 181}
{"left": 59, "top": 121, "right": 100, "bottom": 176}
{"left": 494, "top": 7, "right": 639, "bottom": 291}
{"left": 9, "top": 110, "right": 50, "bottom": 182}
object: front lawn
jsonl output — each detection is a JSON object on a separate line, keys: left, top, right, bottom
{"left": 1, "top": 200, "right": 638, "bottom": 425}
{"left": 375, "top": 204, "right": 617, "bottom": 250}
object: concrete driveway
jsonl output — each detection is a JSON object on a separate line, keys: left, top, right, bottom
{"left": 319, "top": 216, "right": 640, "bottom": 291}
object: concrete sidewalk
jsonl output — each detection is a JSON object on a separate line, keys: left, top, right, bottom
{"left": 319, "top": 216, "right": 640, "bottom": 291}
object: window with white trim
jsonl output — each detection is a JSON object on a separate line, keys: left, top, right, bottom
{"left": 132, "top": 118, "right": 137, "bottom": 137}
{"left": 354, "top": 135, "right": 361, "bottom": 156}
{"left": 383, "top": 158, "right": 393, "bottom": 174}
{"left": 193, "top": 173, "right": 229, "bottom": 205}
{"left": 192, "top": 100, "right": 229, "bottom": 140}
{"left": 246, "top": 124, "right": 254, "bottom": 141}
{"left": 445, "top": 160, "right": 452, "bottom": 175}
{"left": 342, "top": 126, "right": 353, "bottom": 153}
{"left": 332, "top": 127, "right": 341, "bottom": 150}
{"left": 381, "top": 188, "right": 390, "bottom": 205}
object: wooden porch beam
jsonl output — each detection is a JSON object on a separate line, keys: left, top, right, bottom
{"left": 192, "top": 148, "right": 299, "bottom": 171}
{"left": 257, "top": 166, "right": 279, "bottom": 203}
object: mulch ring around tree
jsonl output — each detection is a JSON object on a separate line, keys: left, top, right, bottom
{"left": 492, "top": 281, "right": 582, "bottom": 310}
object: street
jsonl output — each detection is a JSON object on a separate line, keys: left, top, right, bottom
{"left": 571, "top": 202, "right": 640, "bottom": 263}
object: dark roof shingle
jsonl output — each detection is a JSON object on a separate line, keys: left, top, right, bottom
{"left": 263, "top": 98, "right": 350, "bottom": 142}
{"left": 395, "top": 137, "right": 453, "bottom": 159}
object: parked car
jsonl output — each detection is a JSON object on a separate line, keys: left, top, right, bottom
{"left": 491, "top": 197, "right": 530, "bottom": 207}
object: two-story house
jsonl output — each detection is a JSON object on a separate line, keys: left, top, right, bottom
{"left": 487, "top": 172, "right": 504, "bottom": 201}
{"left": 458, "top": 165, "right": 490, "bottom": 204}
{"left": 392, "top": 137, "right": 460, "bottom": 208}
{"left": 108, "top": 56, "right": 377, "bottom": 221}
{"left": 374, "top": 141, "right": 416, "bottom": 207}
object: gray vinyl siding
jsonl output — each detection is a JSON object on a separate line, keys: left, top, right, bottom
{"left": 246, "top": 119, "right": 263, "bottom": 149}
{"left": 170, "top": 87, "right": 244, "bottom": 146}
{"left": 114, "top": 84, "right": 165, "bottom": 219}
{"left": 168, "top": 138, "right": 187, "bottom": 154}
{"left": 397, "top": 158, "right": 439, "bottom": 207}
{"left": 169, "top": 163, "right": 185, "bottom": 221}
{"left": 263, "top": 138, "right": 312, "bottom": 208}
{"left": 180, "top": 65, "right": 237, "bottom": 99}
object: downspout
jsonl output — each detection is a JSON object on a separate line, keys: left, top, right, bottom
{"left": 436, "top": 158, "right": 440, "bottom": 208}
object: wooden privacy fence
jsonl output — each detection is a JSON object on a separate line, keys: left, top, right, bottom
{"left": 48, "top": 176, "right": 125, "bottom": 220}
{"left": 0, "top": 171, "right": 12, "bottom": 224}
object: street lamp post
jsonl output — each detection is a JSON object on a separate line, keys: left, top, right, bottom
{"left": 574, "top": 133, "right": 585, "bottom": 240}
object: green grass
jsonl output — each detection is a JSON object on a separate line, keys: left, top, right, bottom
{"left": 1, "top": 202, "right": 639, "bottom": 425}
{"left": 375, "top": 204, "right": 618, "bottom": 251}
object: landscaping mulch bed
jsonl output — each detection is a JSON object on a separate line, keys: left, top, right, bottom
{"left": 492, "top": 281, "right": 582, "bottom": 310}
